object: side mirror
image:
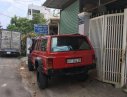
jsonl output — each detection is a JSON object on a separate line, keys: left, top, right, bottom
{"left": 28, "top": 47, "right": 33, "bottom": 53}
{"left": 28, "top": 47, "right": 32, "bottom": 51}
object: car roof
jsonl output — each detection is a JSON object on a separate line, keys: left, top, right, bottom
{"left": 36, "top": 34, "right": 86, "bottom": 40}
{"left": 50, "top": 34, "right": 85, "bottom": 37}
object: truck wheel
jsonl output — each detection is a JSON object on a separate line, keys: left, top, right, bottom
{"left": 0, "top": 53, "right": 2, "bottom": 57}
{"left": 28, "top": 60, "right": 34, "bottom": 71}
{"left": 37, "top": 70, "right": 48, "bottom": 89}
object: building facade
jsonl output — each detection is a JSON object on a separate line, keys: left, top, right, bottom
{"left": 43, "top": 0, "right": 127, "bottom": 87}
{"left": 27, "top": 4, "right": 52, "bottom": 20}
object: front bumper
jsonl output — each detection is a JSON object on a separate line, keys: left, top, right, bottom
{"left": 0, "top": 51, "right": 20, "bottom": 55}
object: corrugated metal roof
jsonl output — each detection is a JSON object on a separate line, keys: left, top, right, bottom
{"left": 43, "top": 0, "right": 76, "bottom": 9}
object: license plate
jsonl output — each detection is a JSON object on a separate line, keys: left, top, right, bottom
{"left": 67, "top": 58, "right": 81, "bottom": 64}
{"left": 6, "top": 52, "right": 11, "bottom": 54}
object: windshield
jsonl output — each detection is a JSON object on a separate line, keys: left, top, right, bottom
{"left": 51, "top": 36, "right": 91, "bottom": 52}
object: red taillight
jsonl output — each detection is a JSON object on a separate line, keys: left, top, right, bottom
{"left": 92, "top": 54, "right": 96, "bottom": 64}
{"left": 46, "top": 58, "right": 53, "bottom": 69}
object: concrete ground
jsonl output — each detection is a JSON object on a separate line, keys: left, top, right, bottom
{"left": 0, "top": 57, "right": 31, "bottom": 97}
{"left": 20, "top": 57, "right": 127, "bottom": 97}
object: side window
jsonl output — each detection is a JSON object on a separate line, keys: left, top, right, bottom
{"left": 41, "top": 39, "right": 47, "bottom": 51}
{"left": 34, "top": 40, "right": 38, "bottom": 50}
{"left": 38, "top": 40, "right": 42, "bottom": 51}
{"left": 34, "top": 40, "right": 39, "bottom": 50}
{"left": 32, "top": 39, "right": 36, "bottom": 50}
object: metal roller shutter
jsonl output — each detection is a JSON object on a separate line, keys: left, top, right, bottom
{"left": 60, "top": 0, "right": 79, "bottom": 34}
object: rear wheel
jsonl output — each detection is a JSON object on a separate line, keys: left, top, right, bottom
{"left": 37, "top": 69, "right": 48, "bottom": 89}
{"left": 28, "top": 60, "right": 34, "bottom": 71}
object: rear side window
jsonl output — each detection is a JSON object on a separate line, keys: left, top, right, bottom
{"left": 51, "top": 36, "right": 91, "bottom": 52}
{"left": 41, "top": 39, "right": 47, "bottom": 51}
{"left": 34, "top": 40, "right": 39, "bottom": 50}
{"left": 32, "top": 39, "right": 36, "bottom": 50}
{"left": 34, "top": 40, "right": 41, "bottom": 51}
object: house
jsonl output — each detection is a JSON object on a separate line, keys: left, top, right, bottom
{"left": 47, "top": 17, "right": 60, "bottom": 35}
{"left": 43, "top": 0, "right": 127, "bottom": 88}
{"left": 43, "top": 0, "right": 79, "bottom": 34}
{"left": 43, "top": 0, "right": 127, "bottom": 34}
{"left": 27, "top": 4, "right": 52, "bottom": 20}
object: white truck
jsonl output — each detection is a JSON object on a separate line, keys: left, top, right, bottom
{"left": 0, "top": 30, "right": 21, "bottom": 56}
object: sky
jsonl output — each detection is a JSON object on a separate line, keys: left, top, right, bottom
{"left": 0, "top": 0, "right": 46, "bottom": 29}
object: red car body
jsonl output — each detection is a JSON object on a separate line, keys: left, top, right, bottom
{"left": 28, "top": 34, "right": 96, "bottom": 89}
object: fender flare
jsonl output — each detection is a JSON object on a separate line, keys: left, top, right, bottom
{"left": 35, "top": 57, "right": 43, "bottom": 71}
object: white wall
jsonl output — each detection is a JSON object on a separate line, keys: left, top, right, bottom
{"left": 27, "top": 4, "right": 52, "bottom": 20}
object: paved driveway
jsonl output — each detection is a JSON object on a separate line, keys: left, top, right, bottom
{"left": 0, "top": 57, "right": 31, "bottom": 97}
{"left": 20, "top": 57, "right": 127, "bottom": 97}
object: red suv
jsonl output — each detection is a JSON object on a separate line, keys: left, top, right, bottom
{"left": 28, "top": 34, "right": 96, "bottom": 89}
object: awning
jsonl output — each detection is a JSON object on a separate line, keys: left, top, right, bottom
{"left": 43, "top": 0, "right": 76, "bottom": 9}
{"left": 43, "top": 0, "right": 118, "bottom": 9}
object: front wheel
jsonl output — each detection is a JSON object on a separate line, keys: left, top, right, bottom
{"left": 37, "top": 70, "right": 48, "bottom": 89}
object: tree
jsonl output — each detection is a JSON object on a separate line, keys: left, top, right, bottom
{"left": 7, "top": 13, "right": 46, "bottom": 34}
{"left": 7, "top": 24, "right": 18, "bottom": 31}
{"left": 11, "top": 16, "right": 18, "bottom": 25}
{"left": 7, "top": 16, "right": 33, "bottom": 33}
{"left": 32, "top": 13, "right": 46, "bottom": 25}
{"left": 7, "top": 13, "right": 46, "bottom": 56}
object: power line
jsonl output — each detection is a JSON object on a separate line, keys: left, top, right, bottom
{"left": 0, "top": 6, "right": 23, "bottom": 18}
{"left": 13, "top": 4, "right": 26, "bottom": 11}
{"left": 14, "top": 0, "right": 42, "bottom": 9}
{"left": 0, "top": 13, "right": 12, "bottom": 18}
{"left": 0, "top": 0, "right": 44, "bottom": 18}
{"left": 14, "top": 0, "right": 41, "bottom": 3}
{"left": 0, "top": 12, "right": 21, "bottom": 18}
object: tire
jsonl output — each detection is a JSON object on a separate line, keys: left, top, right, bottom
{"left": 28, "top": 60, "right": 34, "bottom": 71}
{"left": 37, "top": 70, "right": 48, "bottom": 89}
{"left": 0, "top": 53, "right": 2, "bottom": 57}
